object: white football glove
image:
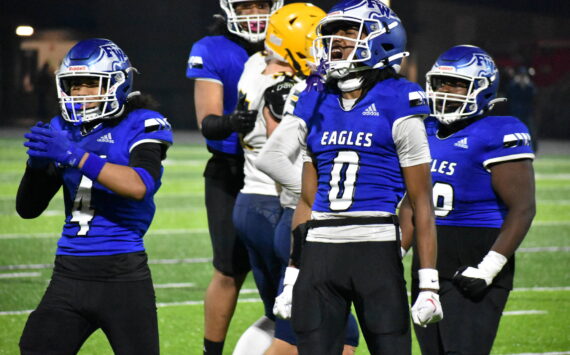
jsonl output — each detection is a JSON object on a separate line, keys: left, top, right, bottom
{"left": 411, "top": 268, "right": 442, "bottom": 327}
{"left": 453, "top": 250, "right": 508, "bottom": 299}
{"left": 273, "top": 267, "right": 299, "bottom": 320}
{"left": 411, "top": 291, "right": 443, "bottom": 327}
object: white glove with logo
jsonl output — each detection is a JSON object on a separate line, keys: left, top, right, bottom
{"left": 411, "top": 268, "right": 443, "bottom": 327}
{"left": 411, "top": 291, "right": 443, "bottom": 327}
{"left": 453, "top": 250, "right": 508, "bottom": 299}
{"left": 273, "top": 267, "right": 299, "bottom": 320}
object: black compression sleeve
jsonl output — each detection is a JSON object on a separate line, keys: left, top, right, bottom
{"left": 16, "top": 164, "right": 62, "bottom": 219}
{"left": 129, "top": 143, "right": 165, "bottom": 181}
{"left": 200, "top": 114, "right": 233, "bottom": 140}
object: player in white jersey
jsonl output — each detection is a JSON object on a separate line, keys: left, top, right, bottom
{"left": 230, "top": 6, "right": 300, "bottom": 354}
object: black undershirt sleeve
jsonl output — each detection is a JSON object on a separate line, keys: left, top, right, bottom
{"left": 129, "top": 142, "right": 166, "bottom": 180}
{"left": 200, "top": 114, "right": 233, "bottom": 140}
{"left": 16, "top": 164, "right": 62, "bottom": 219}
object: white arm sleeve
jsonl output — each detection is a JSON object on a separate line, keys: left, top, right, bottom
{"left": 392, "top": 115, "right": 431, "bottom": 167}
{"left": 297, "top": 119, "right": 312, "bottom": 163}
{"left": 256, "top": 114, "right": 302, "bottom": 195}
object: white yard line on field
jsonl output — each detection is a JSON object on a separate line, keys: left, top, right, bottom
{"left": 513, "top": 286, "right": 570, "bottom": 292}
{"left": 535, "top": 173, "right": 570, "bottom": 180}
{"left": 518, "top": 246, "right": 570, "bottom": 252}
{"left": 503, "top": 310, "right": 547, "bottom": 316}
{"left": 0, "top": 303, "right": 548, "bottom": 317}
{"left": 1, "top": 221, "right": 568, "bottom": 240}
{"left": 0, "top": 272, "right": 41, "bottom": 278}
{"left": 2, "top": 244, "right": 570, "bottom": 271}
{"left": 0, "top": 257, "right": 213, "bottom": 271}
{"left": 154, "top": 282, "right": 195, "bottom": 289}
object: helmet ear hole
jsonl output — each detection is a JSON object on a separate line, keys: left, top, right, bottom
{"left": 382, "top": 43, "right": 394, "bottom": 51}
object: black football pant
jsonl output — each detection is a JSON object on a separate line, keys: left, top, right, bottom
{"left": 20, "top": 273, "right": 159, "bottom": 355}
{"left": 292, "top": 241, "right": 410, "bottom": 355}
{"left": 204, "top": 158, "right": 250, "bottom": 276}
{"left": 412, "top": 278, "right": 509, "bottom": 355}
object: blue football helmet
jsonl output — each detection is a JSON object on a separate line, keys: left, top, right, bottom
{"left": 313, "top": 0, "right": 408, "bottom": 80}
{"left": 220, "top": 0, "right": 284, "bottom": 43}
{"left": 426, "top": 45, "right": 502, "bottom": 124}
{"left": 56, "top": 38, "right": 136, "bottom": 125}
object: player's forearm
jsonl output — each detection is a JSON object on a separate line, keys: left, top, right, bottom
{"left": 292, "top": 196, "right": 312, "bottom": 230}
{"left": 79, "top": 157, "right": 148, "bottom": 200}
{"left": 398, "top": 195, "right": 415, "bottom": 252}
{"left": 491, "top": 204, "right": 535, "bottom": 258}
{"left": 413, "top": 204, "right": 437, "bottom": 269}
{"left": 256, "top": 151, "right": 301, "bottom": 195}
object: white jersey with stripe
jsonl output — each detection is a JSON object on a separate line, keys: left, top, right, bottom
{"left": 256, "top": 80, "right": 307, "bottom": 208}
{"left": 238, "top": 51, "right": 292, "bottom": 196}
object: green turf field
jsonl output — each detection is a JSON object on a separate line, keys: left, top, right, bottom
{"left": 0, "top": 135, "right": 568, "bottom": 354}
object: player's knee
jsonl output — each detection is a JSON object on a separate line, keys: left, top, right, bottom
{"left": 212, "top": 269, "right": 247, "bottom": 289}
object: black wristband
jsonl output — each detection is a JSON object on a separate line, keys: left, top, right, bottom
{"left": 201, "top": 114, "right": 232, "bottom": 140}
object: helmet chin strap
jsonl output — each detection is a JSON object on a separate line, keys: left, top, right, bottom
{"left": 337, "top": 76, "right": 364, "bottom": 92}
{"left": 487, "top": 97, "right": 507, "bottom": 111}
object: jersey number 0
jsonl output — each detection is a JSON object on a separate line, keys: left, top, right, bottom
{"left": 329, "top": 151, "right": 360, "bottom": 211}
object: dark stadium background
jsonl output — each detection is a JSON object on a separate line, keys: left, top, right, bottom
{"left": 1, "top": 0, "right": 569, "bottom": 139}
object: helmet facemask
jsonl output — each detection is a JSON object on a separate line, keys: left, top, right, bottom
{"left": 426, "top": 72, "right": 490, "bottom": 125}
{"left": 221, "top": 0, "right": 283, "bottom": 43}
{"left": 314, "top": 16, "right": 408, "bottom": 80}
{"left": 56, "top": 70, "right": 129, "bottom": 125}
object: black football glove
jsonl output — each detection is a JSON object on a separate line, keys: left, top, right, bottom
{"left": 452, "top": 251, "right": 508, "bottom": 300}
{"left": 227, "top": 110, "right": 257, "bottom": 135}
{"left": 453, "top": 265, "right": 489, "bottom": 300}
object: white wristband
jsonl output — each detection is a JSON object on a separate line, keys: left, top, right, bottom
{"left": 479, "top": 251, "right": 508, "bottom": 278}
{"left": 418, "top": 268, "right": 439, "bottom": 290}
{"left": 283, "top": 267, "right": 299, "bottom": 286}
{"left": 401, "top": 247, "right": 408, "bottom": 258}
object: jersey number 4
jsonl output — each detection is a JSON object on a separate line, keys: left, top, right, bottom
{"left": 329, "top": 151, "right": 360, "bottom": 211}
{"left": 70, "top": 175, "right": 95, "bottom": 236}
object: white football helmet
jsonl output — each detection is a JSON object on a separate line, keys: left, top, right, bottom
{"left": 220, "top": 0, "right": 284, "bottom": 43}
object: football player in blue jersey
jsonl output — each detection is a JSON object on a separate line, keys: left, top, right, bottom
{"left": 272, "top": 1, "right": 443, "bottom": 354}
{"left": 17, "top": 38, "right": 173, "bottom": 355}
{"left": 185, "top": 1, "right": 283, "bottom": 354}
{"left": 255, "top": 4, "right": 360, "bottom": 354}
{"left": 399, "top": 45, "right": 536, "bottom": 354}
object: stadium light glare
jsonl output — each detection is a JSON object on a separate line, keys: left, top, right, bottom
{"left": 16, "top": 26, "right": 34, "bottom": 37}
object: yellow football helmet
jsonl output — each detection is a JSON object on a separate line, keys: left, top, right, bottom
{"left": 265, "top": 2, "right": 326, "bottom": 77}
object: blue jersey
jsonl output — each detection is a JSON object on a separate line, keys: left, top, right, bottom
{"left": 186, "top": 35, "right": 249, "bottom": 155}
{"left": 294, "top": 78, "right": 430, "bottom": 214}
{"left": 49, "top": 109, "right": 173, "bottom": 256}
{"left": 425, "top": 115, "right": 534, "bottom": 228}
